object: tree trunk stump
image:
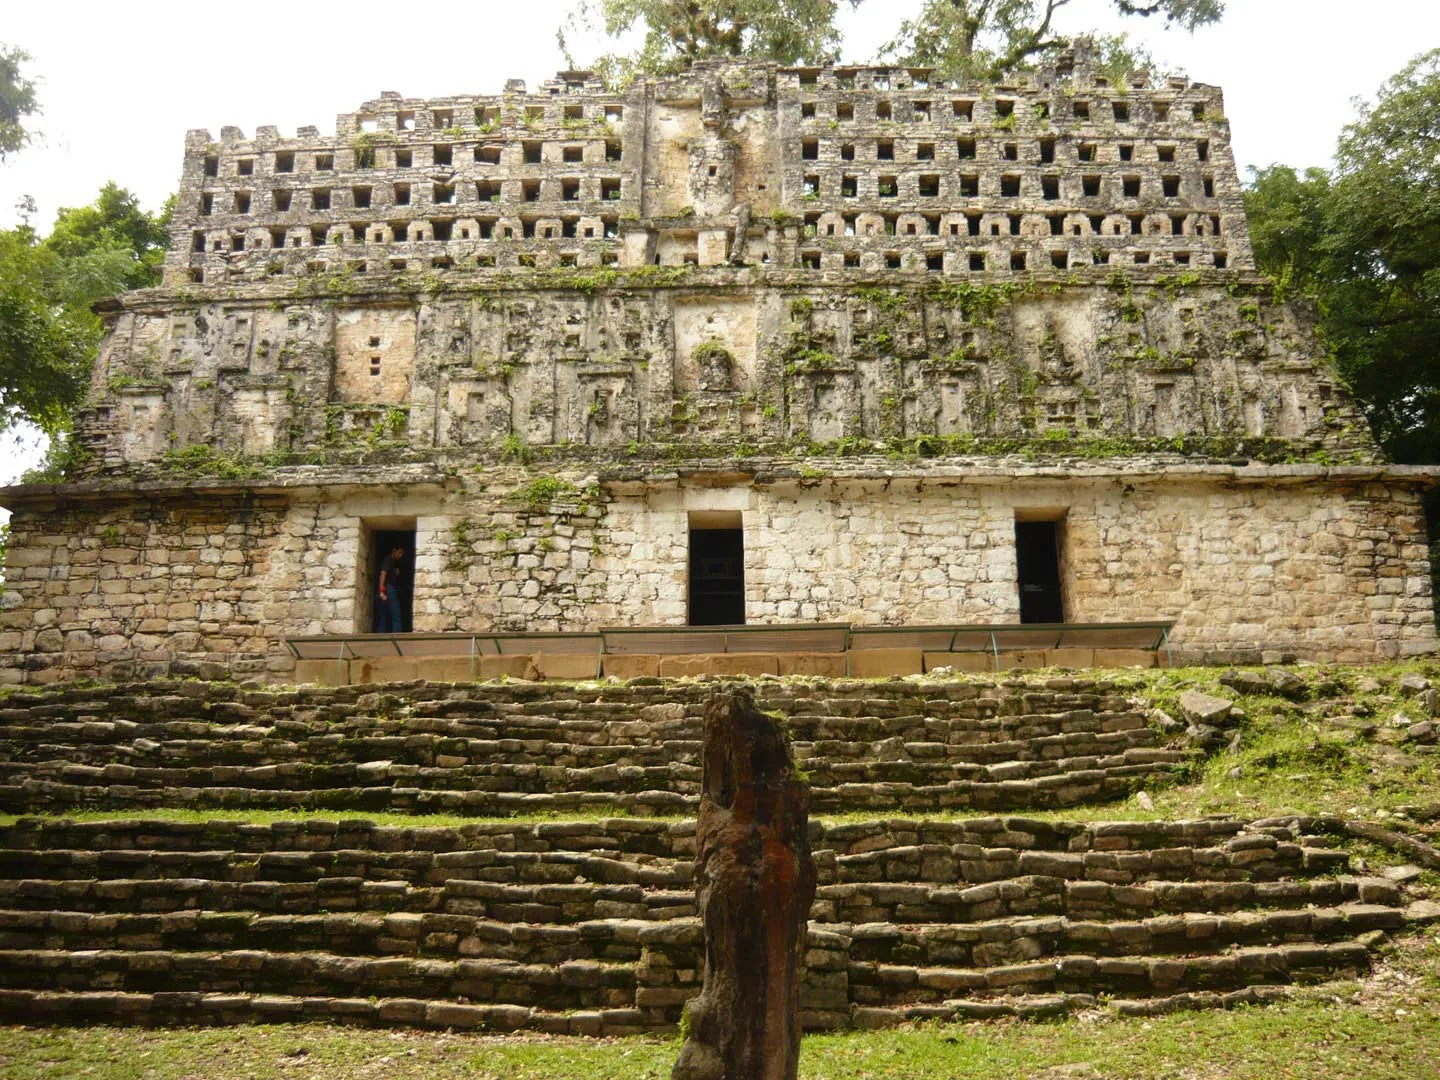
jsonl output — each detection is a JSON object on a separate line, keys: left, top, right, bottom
{"left": 671, "top": 686, "right": 816, "bottom": 1080}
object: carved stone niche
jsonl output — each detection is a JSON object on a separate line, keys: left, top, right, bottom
{"left": 673, "top": 297, "right": 757, "bottom": 394}
{"left": 114, "top": 390, "right": 167, "bottom": 462}
{"left": 230, "top": 387, "right": 292, "bottom": 454}
{"left": 333, "top": 307, "right": 416, "bottom": 404}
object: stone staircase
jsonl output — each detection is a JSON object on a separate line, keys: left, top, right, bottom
{"left": 0, "top": 678, "right": 1187, "bottom": 815}
{"left": 0, "top": 675, "right": 1433, "bottom": 1033}
{"left": 0, "top": 813, "right": 1428, "bottom": 1032}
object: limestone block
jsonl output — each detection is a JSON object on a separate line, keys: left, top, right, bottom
{"left": 1093, "top": 648, "right": 1159, "bottom": 669}
{"left": 923, "top": 651, "right": 995, "bottom": 674}
{"left": 997, "top": 650, "right": 1047, "bottom": 670}
{"left": 1399, "top": 673, "right": 1431, "bottom": 695}
{"left": 1045, "top": 648, "right": 1096, "bottom": 668}
{"left": 848, "top": 649, "right": 924, "bottom": 678}
{"left": 602, "top": 654, "right": 661, "bottom": 679}
{"left": 659, "top": 653, "right": 780, "bottom": 678}
{"left": 293, "top": 658, "right": 350, "bottom": 686}
{"left": 413, "top": 656, "right": 480, "bottom": 682}
{"left": 352, "top": 657, "right": 421, "bottom": 684}
{"left": 1179, "top": 689, "right": 1234, "bottom": 725}
{"left": 478, "top": 654, "right": 535, "bottom": 679}
{"left": 535, "top": 652, "right": 602, "bottom": 680}
{"left": 777, "top": 653, "right": 847, "bottom": 677}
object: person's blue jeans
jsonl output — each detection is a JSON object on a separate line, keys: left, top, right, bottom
{"left": 376, "top": 589, "right": 402, "bottom": 633}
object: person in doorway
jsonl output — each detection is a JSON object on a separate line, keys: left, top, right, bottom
{"left": 375, "top": 544, "right": 406, "bottom": 633}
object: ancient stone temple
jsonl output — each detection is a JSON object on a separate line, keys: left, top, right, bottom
{"left": 0, "top": 44, "right": 1434, "bottom": 684}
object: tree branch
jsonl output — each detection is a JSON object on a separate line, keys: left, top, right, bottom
{"left": 988, "top": 0, "right": 1071, "bottom": 77}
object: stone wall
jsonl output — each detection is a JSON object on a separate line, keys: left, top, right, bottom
{"left": 78, "top": 280, "right": 1375, "bottom": 472}
{"left": 0, "top": 50, "right": 1433, "bottom": 687}
{"left": 162, "top": 47, "right": 1249, "bottom": 289}
{"left": 1, "top": 463, "right": 1430, "bottom": 682}
{"left": 78, "top": 275, "right": 1370, "bottom": 472}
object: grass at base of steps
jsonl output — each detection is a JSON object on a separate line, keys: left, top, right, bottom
{"left": 0, "top": 935, "right": 1436, "bottom": 1080}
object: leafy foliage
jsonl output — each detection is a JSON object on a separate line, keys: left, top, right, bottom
{"left": 1242, "top": 164, "right": 1330, "bottom": 296}
{"left": 561, "top": 0, "right": 861, "bottom": 86}
{"left": 0, "top": 44, "right": 39, "bottom": 162}
{"left": 878, "top": 0, "right": 1223, "bottom": 81}
{"left": 0, "top": 223, "right": 95, "bottom": 435}
{"left": 0, "top": 185, "right": 171, "bottom": 438}
{"left": 1244, "top": 49, "right": 1440, "bottom": 466}
{"left": 1323, "top": 49, "right": 1440, "bottom": 466}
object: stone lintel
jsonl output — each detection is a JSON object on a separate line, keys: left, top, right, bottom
{"left": 4, "top": 461, "right": 1436, "bottom": 510}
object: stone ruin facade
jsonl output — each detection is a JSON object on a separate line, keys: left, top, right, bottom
{"left": 0, "top": 45, "right": 1435, "bottom": 683}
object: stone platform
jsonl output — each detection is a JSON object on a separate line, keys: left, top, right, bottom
{"left": 0, "top": 813, "right": 1429, "bottom": 1033}
{"left": 0, "top": 675, "right": 1434, "bottom": 1033}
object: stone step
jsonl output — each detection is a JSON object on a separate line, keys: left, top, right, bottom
{"left": 0, "top": 816, "right": 692, "bottom": 856}
{"left": 814, "top": 872, "right": 1398, "bottom": 924}
{"left": 0, "top": 759, "right": 711, "bottom": 795}
{"left": 0, "top": 864, "right": 1387, "bottom": 928}
{"left": 0, "top": 876, "right": 449, "bottom": 915}
{"left": 0, "top": 677, "right": 1135, "bottom": 726}
{"left": 0, "top": 983, "right": 1305, "bottom": 1032}
{"left": 0, "top": 761, "right": 1185, "bottom": 815}
{"left": 0, "top": 725, "right": 1163, "bottom": 769}
{"left": 0, "top": 935, "right": 1381, "bottom": 1023}
{"left": 0, "top": 781, "right": 695, "bottom": 816}
{"left": 0, "top": 948, "right": 641, "bottom": 1011}
{"left": 840, "top": 941, "right": 1374, "bottom": 1005}
{"left": 0, "top": 987, "right": 664, "bottom": 1035}
{"left": 0, "top": 847, "right": 692, "bottom": 888}
{"left": 0, "top": 747, "right": 1186, "bottom": 797}
{"left": 0, "top": 911, "right": 681, "bottom": 964}
{"left": 0, "top": 902, "right": 1408, "bottom": 966}
{"left": 828, "top": 835, "right": 1349, "bottom": 885}
{"left": 0, "top": 706, "right": 1156, "bottom": 746}
{"left": 838, "top": 905, "right": 1407, "bottom": 968}
{"left": 0, "top": 815, "right": 1350, "bottom": 862}
{"left": 0, "top": 830, "right": 1351, "bottom": 892}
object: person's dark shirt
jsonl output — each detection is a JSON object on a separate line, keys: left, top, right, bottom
{"left": 379, "top": 554, "right": 401, "bottom": 592}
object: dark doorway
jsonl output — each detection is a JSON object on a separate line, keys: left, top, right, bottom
{"left": 369, "top": 527, "right": 415, "bottom": 633}
{"left": 689, "top": 526, "right": 745, "bottom": 626}
{"left": 1016, "top": 520, "right": 1064, "bottom": 624}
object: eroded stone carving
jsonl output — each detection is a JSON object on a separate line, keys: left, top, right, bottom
{"left": 672, "top": 686, "right": 816, "bottom": 1080}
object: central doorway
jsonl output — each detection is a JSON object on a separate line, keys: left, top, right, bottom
{"left": 358, "top": 523, "right": 416, "bottom": 634}
{"left": 1015, "top": 519, "right": 1064, "bottom": 624}
{"left": 688, "top": 511, "right": 745, "bottom": 626}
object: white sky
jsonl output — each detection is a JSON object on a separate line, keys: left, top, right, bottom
{"left": 0, "top": 0, "right": 1435, "bottom": 485}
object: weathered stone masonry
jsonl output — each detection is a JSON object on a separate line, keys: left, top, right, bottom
{"left": 0, "top": 46, "right": 1434, "bottom": 682}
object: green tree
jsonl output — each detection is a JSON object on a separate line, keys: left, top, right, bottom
{"left": 0, "top": 44, "right": 39, "bottom": 162}
{"left": 561, "top": 0, "right": 861, "bottom": 86}
{"left": 0, "top": 186, "right": 171, "bottom": 438}
{"left": 1323, "top": 49, "right": 1440, "bottom": 466}
{"left": 879, "top": 0, "right": 1224, "bottom": 81}
{"left": 1241, "top": 164, "right": 1330, "bottom": 296}
{"left": 1244, "top": 49, "right": 1440, "bottom": 466}
{"left": 0, "top": 218, "right": 94, "bottom": 435}
{"left": 44, "top": 182, "right": 173, "bottom": 305}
